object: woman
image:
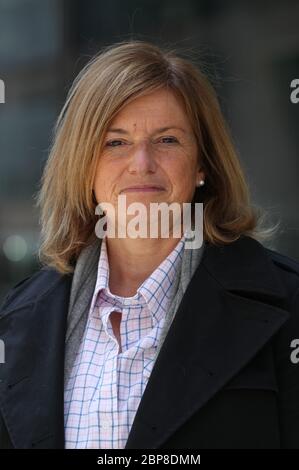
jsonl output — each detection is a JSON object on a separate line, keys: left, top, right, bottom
{"left": 0, "top": 40, "right": 299, "bottom": 449}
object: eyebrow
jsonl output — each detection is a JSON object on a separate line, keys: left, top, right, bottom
{"left": 106, "top": 126, "right": 187, "bottom": 135}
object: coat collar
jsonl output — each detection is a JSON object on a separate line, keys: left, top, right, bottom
{"left": 0, "top": 235, "right": 290, "bottom": 448}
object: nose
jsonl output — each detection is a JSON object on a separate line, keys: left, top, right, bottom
{"left": 127, "top": 141, "right": 157, "bottom": 175}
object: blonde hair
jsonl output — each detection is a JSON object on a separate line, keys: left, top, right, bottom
{"left": 34, "top": 40, "right": 279, "bottom": 274}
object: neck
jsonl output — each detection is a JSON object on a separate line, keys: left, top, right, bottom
{"left": 105, "top": 234, "right": 184, "bottom": 297}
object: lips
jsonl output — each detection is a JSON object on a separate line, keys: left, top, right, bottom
{"left": 121, "top": 185, "right": 165, "bottom": 193}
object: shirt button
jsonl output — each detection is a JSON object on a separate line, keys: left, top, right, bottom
{"left": 101, "top": 419, "right": 112, "bottom": 429}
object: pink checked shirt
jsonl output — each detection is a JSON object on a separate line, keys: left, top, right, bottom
{"left": 64, "top": 233, "right": 186, "bottom": 448}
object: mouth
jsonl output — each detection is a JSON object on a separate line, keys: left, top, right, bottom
{"left": 121, "top": 186, "right": 165, "bottom": 193}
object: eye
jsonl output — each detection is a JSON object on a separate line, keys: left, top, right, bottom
{"left": 105, "top": 140, "right": 124, "bottom": 147}
{"left": 159, "top": 136, "right": 179, "bottom": 144}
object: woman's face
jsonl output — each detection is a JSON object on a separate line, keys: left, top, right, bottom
{"left": 93, "top": 87, "right": 204, "bottom": 227}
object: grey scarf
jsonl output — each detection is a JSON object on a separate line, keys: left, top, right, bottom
{"left": 64, "top": 235, "right": 206, "bottom": 387}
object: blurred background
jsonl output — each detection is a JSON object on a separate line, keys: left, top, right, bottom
{"left": 0, "top": 0, "right": 298, "bottom": 301}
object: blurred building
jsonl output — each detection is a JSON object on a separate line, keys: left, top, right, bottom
{"left": 0, "top": 0, "right": 298, "bottom": 300}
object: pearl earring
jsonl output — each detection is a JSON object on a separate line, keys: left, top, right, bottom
{"left": 197, "top": 179, "right": 205, "bottom": 187}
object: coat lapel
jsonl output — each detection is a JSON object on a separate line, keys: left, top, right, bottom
{"left": 0, "top": 235, "right": 291, "bottom": 449}
{"left": 125, "top": 236, "right": 290, "bottom": 448}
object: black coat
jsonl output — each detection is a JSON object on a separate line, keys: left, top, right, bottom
{"left": 1, "top": 235, "right": 299, "bottom": 449}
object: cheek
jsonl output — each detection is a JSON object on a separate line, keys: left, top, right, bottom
{"left": 94, "top": 169, "right": 103, "bottom": 191}
{"left": 94, "top": 161, "right": 112, "bottom": 186}
{"left": 94, "top": 166, "right": 110, "bottom": 198}
{"left": 168, "top": 162, "right": 196, "bottom": 185}
{"left": 167, "top": 164, "right": 197, "bottom": 201}
{"left": 94, "top": 164, "right": 121, "bottom": 202}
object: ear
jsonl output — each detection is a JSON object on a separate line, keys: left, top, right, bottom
{"left": 196, "top": 167, "right": 205, "bottom": 186}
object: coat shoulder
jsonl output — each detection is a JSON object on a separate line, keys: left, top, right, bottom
{"left": 265, "top": 246, "right": 299, "bottom": 301}
{"left": 0, "top": 266, "right": 69, "bottom": 316}
{"left": 265, "top": 246, "right": 299, "bottom": 276}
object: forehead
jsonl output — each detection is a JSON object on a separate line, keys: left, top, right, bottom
{"left": 109, "top": 88, "right": 190, "bottom": 130}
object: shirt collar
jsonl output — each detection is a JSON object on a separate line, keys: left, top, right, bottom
{"left": 93, "top": 232, "right": 186, "bottom": 324}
